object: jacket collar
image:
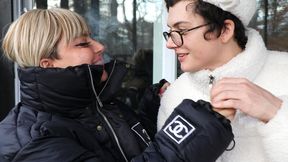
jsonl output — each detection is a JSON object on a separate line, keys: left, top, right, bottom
{"left": 18, "top": 60, "right": 127, "bottom": 116}
{"left": 188, "top": 28, "right": 268, "bottom": 96}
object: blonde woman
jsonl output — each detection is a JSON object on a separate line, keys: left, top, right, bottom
{"left": 0, "top": 8, "right": 233, "bottom": 162}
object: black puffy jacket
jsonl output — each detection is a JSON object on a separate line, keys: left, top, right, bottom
{"left": 0, "top": 60, "right": 234, "bottom": 162}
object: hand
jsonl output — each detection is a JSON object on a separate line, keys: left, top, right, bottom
{"left": 210, "top": 77, "right": 282, "bottom": 123}
{"left": 159, "top": 82, "right": 170, "bottom": 97}
{"left": 212, "top": 107, "right": 236, "bottom": 121}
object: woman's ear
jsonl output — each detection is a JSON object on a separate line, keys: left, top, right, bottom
{"left": 39, "top": 58, "right": 54, "bottom": 68}
{"left": 220, "top": 19, "right": 235, "bottom": 43}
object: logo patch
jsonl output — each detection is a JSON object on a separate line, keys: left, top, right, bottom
{"left": 163, "top": 115, "right": 196, "bottom": 144}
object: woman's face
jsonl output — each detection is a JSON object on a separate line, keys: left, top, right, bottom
{"left": 54, "top": 36, "right": 105, "bottom": 67}
{"left": 42, "top": 36, "right": 108, "bottom": 81}
{"left": 165, "top": 1, "right": 226, "bottom": 72}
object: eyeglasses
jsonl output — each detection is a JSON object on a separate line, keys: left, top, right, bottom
{"left": 163, "top": 23, "right": 210, "bottom": 47}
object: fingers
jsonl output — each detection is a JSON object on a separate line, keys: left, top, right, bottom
{"left": 210, "top": 77, "right": 282, "bottom": 122}
{"left": 210, "top": 78, "right": 251, "bottom": 120}
{"left": 213, "top": 107, "right": 236, "bottom": 121}
{"left": 159, "top": 82, "right": 170, "bottom": 97}
{"left": 211, "top": 77, "right": 257, "bottom": 105}
{"left": 212, "top": 98, "right": 241, "bottom": 110}
{"left": 211, "top": 77, "right": 252, "bottom": 98}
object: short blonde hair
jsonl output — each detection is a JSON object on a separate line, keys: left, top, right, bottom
{"left": 2, "top": 8, "right": 90, "bottom": 67}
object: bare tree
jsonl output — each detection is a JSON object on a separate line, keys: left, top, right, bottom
{"left": 73, "top": 0, "right": 87, "bottom": 15}
{"left": 91, "top": 0, "right": 100, "bottom": 37}
{"left": 257, "top": 0, "right": 288, "bottom": 50}
{"left": 61, "top": 0, "right": 69, "bottom": 9}
{"left": 35, "top": 0, "right": 47, "bottom": 9}
{"left": 132, "top": 0, "right": 137, "bottom": 53}
{"left": 263, "top": 0, "right": 268, "bottom": 45}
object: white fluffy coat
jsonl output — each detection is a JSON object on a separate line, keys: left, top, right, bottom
{"left": 157, "top": 28, "right": 288, "bottom": 162}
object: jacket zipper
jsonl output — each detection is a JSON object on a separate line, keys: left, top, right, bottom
{"left": 98, "top": 60, "right": 117, "bottom": 97}
{"left": 208, "top": 74, "right": 215, "bottom": 88}
{"left": 87, "top": 62, "right": 129, "bottom": 162}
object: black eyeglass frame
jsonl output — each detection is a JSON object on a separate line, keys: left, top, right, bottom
{"left": 163, "top": 23, "right": 211, "bottom": 47}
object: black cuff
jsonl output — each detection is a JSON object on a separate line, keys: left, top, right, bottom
{"left": 155, "top": 99, "right": 234, "bottom": 162}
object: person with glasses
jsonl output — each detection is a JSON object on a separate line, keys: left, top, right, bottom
{"left": 158, "top": 0, "right": 288, "bottom": 162}
{"left": 0, "top": 8, "right": 233, "bottom": 162}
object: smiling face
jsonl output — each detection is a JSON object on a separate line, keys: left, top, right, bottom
{"left": 166, "top": 1, "right": 231, "bottom": 72}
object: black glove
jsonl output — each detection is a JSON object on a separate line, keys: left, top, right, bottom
{"left": 137, "top": 79, "right": 168, "bottom": 138}
{"left": 155, "top": 99, "right": 234, "bottom": 162}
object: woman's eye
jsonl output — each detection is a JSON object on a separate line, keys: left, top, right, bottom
{"left": 75, "top": 42, "right": 91, "bottom": 47}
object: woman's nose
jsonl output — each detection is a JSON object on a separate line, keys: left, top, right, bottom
{"left": 91, "top": 39, "right": 105, "bottom": 65}
{"left": 166, "top": 37, "right": 178, "bottom": 49}
{"left": 92, "top": 40, "right": 105, "bottom": 54}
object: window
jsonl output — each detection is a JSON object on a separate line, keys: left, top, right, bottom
{"left": 34, "top": 0, "right": 162, "bottom": 62}
{"left": 32, "top": 0, "right": 163, "bottom": 111}
{"left": 253, "top": 0, "right": 288, "bottom": 51}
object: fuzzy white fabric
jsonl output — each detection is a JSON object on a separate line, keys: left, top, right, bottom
{"left": 202, "top": 0, "right": 257, "bottom": 26}
{"left": 157, "top": 28, "right": 288, "bottom": 162}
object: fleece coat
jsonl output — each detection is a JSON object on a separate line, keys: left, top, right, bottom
{"left": 157, "top": 28, "right": 288, "bottom": 162}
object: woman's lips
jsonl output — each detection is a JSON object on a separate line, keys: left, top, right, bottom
{"left": 177, "top": 53, "right": 189, "bottom": 62}
{"left": 93, "top": 56, "right": 104, "bottom": 65}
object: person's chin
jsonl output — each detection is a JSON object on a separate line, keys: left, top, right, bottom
{"left": 181, "top": 65, "right": 201, "bottom": 73}
{"left": 180, "top": 63, "right": 197, "bottom": 73}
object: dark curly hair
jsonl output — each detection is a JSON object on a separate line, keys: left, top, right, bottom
{"left": 164, "top": 0, "right": 247, "bottom": 49}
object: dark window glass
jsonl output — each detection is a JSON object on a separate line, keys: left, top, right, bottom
{"left": 251, "top": 0, "right": 288, "bottom": 51}
{"left": 33, "top": 0, "right": 161, "bottom": 111}
{"left": 0, "top": 0, "right": 14, "bottom": 120}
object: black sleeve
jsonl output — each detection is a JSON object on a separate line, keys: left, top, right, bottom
{"left": 132, "top": 99, "right": 234, "bottom": 162}
{"left": 12, "top": 137, "right": 111, "bottom": 162}
{"left": 137, "top": 79, "right": 168, "bottom": 139}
